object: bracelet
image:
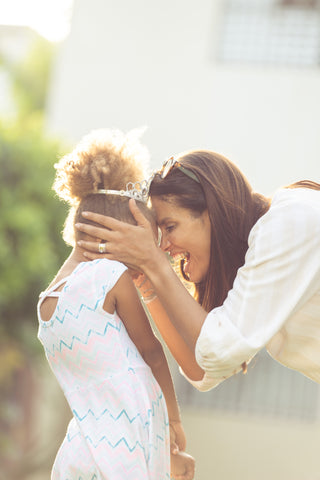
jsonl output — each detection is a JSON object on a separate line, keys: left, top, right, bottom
{"left": 136, "top": 276, "right": 148, "bottom": 289}
{"left": 141, "top": 287, "right": 155, "bottom": 296}
{"left": 141, "top": 292, "right": 158, "bottom": 304}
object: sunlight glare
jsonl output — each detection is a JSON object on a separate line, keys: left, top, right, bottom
{"left": 0, "top": 0, "right": 73, "bottom": 42}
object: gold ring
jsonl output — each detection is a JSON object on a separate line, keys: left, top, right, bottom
{"left": 98, "top": 242, "right": 106, "bottom": 254}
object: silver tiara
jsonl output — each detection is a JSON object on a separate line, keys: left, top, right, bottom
{"left": 96, "top": 179, "right": 149, "bottom": 203}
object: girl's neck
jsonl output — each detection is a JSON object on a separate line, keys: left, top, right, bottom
{"left": 69, "top": 245, "right": 90, "bottom": 265}
{"left": 49, "top": 247, "right": 90, "bottom": 287}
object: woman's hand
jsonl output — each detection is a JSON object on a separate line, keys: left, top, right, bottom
{"left": 76, "top": 199, "right": 161, "bottom": 271}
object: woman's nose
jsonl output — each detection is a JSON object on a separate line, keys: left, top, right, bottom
{"left": 160, "top": 234, "right": 170, "bottom": 251}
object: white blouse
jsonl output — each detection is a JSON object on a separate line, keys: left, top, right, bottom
{"left": 183, "top": 187, "right": 320, "bottom": 392}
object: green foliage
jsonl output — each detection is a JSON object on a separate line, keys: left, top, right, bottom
{"left": 0, "top": 115, "right": 70, "bottom": 342}
{"left": 1, "top": 36, "right": 56, "bottom": 116}
{"left": 0, "top": 34, "right": 72, "bottom": 477}
{"left": 0, "top": 33, "right": 70, "bottom": 346}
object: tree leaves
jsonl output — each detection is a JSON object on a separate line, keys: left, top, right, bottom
{"left": 0, "top": 116, "right": 70, "bottom": 340}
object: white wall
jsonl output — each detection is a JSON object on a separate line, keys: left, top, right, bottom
{"left": 207, "top": 66, "right": 320, "bottom": 194}
{"left": 183, "top": 408, "right": 320, "bottom": 480}
{"left": 46, "top": 0, "right": 320, "bottom": 195}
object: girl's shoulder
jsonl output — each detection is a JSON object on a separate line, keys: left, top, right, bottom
{"left": 76, "top": 258, "right": 127, "bottom": 275}
{"left": 89, "top": 258, "right": 128, "bottom": 291}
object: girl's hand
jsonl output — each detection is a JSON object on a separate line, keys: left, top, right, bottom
{"left": 170, "top": 420, "right": 187, "bottom": 454}
{"left": 171, "top": 451, "right": 195, "bottom": 480}
{"left": 75, "top": 199, "right": 160, "bottom": 270}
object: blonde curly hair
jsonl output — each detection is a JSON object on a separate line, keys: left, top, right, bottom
{"left": 53, "top": 128, "right": 151, "bottom": 246}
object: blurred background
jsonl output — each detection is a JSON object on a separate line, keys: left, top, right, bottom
{"left": 1, "top": 0, "right": 320, "bottom": 479}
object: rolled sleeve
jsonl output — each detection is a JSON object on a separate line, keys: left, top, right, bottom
{"left": 179, "top": 365, "right": 224, "bottom": 392}
{"left": 195, "top": 308, "right": 258, "bottom": 379}
{"left": 179, "top": 308, "right": 258, "bottom": 392}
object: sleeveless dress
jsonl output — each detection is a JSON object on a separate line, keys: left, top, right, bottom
{"left": 37, "top": 259, "right": 170, "bottom": 480}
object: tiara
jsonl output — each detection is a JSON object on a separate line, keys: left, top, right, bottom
{"left": 96, "top": 179, "right": 149, "bottom": 203}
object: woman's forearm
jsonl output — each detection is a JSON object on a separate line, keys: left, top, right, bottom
{"left": 74, "top": 207, "right": 208, "bottom": 365}
{"left": 147, "top": 298, "right": 204, "bottom": 381}
{"left": 137, "top": 273, "right": 204, "bottom": 380}
{"left": 143, "top": 250, "right": 207, "bottom": 354}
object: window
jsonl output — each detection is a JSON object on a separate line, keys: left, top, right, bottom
{"left": 218, "top": 0, "right": 320, "bottom": 67}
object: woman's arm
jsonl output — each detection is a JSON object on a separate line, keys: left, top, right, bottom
{"left": 107, "top": 270, "right": 186, "bottom": 451}
{"left": 75, "top": 202, "right": 252, "bottom": 391}
{"left": 77, "top": 193, "right": 320, "bottom": 392}
{"left": 76, "top": 202, "right": 207, "bottom": 367}
{"left": 76, "top": 200, "right": 207, "bottom": 353}
{"left": 136, "top": 275, "right": 204, "bottom": 381}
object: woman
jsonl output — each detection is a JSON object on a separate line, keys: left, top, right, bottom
{"left": 76, "top": 150, "right": 320, "bottom": 391}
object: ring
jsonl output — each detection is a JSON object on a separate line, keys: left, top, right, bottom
{"left": 98, "top": 242, "right": 107, "bottom": 254}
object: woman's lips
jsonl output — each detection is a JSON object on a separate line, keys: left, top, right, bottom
{"left": 169, "top": 251, "right": 191, "bottom": 275}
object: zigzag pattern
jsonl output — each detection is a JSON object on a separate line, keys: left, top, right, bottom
{"left": 44, "top": 316, "right": 121, "bottom": 357}
{"left": 72, "top": 389, "right": 166, "bottom": 423}
{"left": 38, "top": 259, "right": 170, "bottom": 479}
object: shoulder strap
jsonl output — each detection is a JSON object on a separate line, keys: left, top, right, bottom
{"left": 37, "top": 276, "right": 71, "bottom": 324}
{"left": 38, "top": 276, "right": 70, "bottom": 301}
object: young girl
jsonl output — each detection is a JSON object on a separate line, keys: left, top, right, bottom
{"left": 37, "top": 129, "right": 195, "bottom": 480}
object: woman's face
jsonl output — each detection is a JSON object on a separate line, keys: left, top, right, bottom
{"left": 151, "top": 196, "right": 211, "bottom": 283}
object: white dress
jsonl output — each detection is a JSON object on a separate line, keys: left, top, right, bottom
{"left": 37, "top": 259, "right": 170, "bottom": 479}
{"left": 182, "top": 188, "right": 320, "bottom": 391}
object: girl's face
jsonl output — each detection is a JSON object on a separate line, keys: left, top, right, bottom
{"left": 151, "top": 196, "right": 211, "bottom": 284}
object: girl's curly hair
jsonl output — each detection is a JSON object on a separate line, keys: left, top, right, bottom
{"left": 53, "top": 128, "right": 149, "bottom": 204}
{"left": 53, "top": 128, "right": 151, "bottom": 246}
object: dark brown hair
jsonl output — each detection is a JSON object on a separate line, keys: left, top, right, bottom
{"left": 73, "top": 194, "right": 153, "bottom": 242}
{"left": 150, "top": 151, "right": 320, "bottom": 312}
{"left": 150, "top": 150, "right": 271, "bottom": 312}
{"left": 285, "top": 180, "right": 320, "bottom": 191}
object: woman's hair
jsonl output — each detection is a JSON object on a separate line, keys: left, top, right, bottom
{"left": 150, "top": 151, "right": 320, "bottom": 312}
{"left": 149, "top": 150, "right": 271, "bottom": 312}
{"left": 285, "top": 180, "right": 320, "bottom": 191}
{"left": 53, "top": 128, "right": 151, "bottom": 246}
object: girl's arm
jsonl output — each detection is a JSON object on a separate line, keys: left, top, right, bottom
{"left": 104, "top": 270, "right": 186, "bottom": 452}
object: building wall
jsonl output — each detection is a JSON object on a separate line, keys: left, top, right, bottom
{"left": 182, "top": 407, "right": 320, "bottom": 480}
{"left": 46, "top": 0, "right": 320, "bottom": 194}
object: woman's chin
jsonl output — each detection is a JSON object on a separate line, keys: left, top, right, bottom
{"left": 185, "top": 269, "right": 197, "bottom": 283}
{"left": 185, "top": 268, "right": 206, "bottom": 284}
{"left": 182, "top": 260, "right": 205, "bottom": 283}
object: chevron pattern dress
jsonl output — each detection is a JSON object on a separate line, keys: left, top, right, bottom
{"left": 37, "top": 259, "right": 170, "bottom": 480}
